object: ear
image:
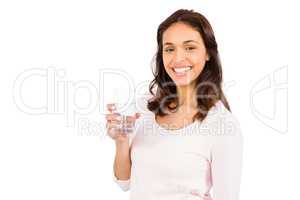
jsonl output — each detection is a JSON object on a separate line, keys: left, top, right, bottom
{"left": 206, "top": 53, "right": 210, "bottom": 61}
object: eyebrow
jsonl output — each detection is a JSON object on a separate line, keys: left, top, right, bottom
{"left": 163, "top": 40, "right": 199, "bottom": 46}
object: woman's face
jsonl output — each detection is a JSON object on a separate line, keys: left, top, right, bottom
{"left": 162, "top": 22, "right": 209, "bottom": 87}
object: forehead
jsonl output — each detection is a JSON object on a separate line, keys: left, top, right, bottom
{"left": 162, "top": 22, "right": 202, "bottom": 44}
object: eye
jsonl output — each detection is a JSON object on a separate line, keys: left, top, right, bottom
{"left": 164, "top": 47, "right": 174, "bottom": 53}
{"left": 185, "top": 46, "right": 196, "bottom": 51}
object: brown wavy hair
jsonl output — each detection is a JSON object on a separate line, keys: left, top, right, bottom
{"left": 147, "top": 9, "right": 231, "bottom": 122}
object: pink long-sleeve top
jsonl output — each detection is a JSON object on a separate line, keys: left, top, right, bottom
{"left": 113, "top": 99, "right": 243, "bottom": 200}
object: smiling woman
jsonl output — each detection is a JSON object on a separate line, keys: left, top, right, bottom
{"left": 107, "top": 9, "right": 243, "bottom": 200}
{"left": 148, "top": 9, "right": 230, "bottom": 122}
{"left": 162, "top": 23, "right": 209, "bottom": 86}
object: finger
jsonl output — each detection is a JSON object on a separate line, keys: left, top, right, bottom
{"left": 107, "top": 128, "right": 128, "bottom": 139}
{"left": 106, "top": 103, "right": 117, "bottom": 113}
{"left": 123, "top": 116, "right": 136, "bottom": 123}
{"left": 106, "top": 121, "right": 121, "bottom": 129}
{"left": 106, "top": 121, "right": 134, "bottom": 130}
{"left": 105, "top": 113, "right": 122, "bottom": 121}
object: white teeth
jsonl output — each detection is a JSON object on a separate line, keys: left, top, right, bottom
{"left": 173, "top": 66, "right": 192, "bottom": 73}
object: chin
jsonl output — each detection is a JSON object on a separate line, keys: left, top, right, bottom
{"left": 172, "top": 79, "right": 194, "bottom": 87}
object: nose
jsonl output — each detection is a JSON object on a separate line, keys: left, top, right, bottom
{"left": 174, "top": 48, "right": 186, "bottom": 63}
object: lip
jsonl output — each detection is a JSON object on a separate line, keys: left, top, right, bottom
{"left": 171, "top": 66, "right": 192, "bottom": 77}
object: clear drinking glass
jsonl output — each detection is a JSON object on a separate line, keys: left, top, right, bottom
{"left": 112, "top": 101, "right": 137, "bottom": 134}
{"left": 110, "top": 87, "right": 137, "bottom": 135}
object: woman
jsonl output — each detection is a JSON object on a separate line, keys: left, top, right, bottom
{"left": 106, "top": 9, "right": 243, "bottom": 200}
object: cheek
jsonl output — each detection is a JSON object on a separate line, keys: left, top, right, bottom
{"left": 189, "top": 54, "right": 207, "bottom": 75}
{"left": 191, "top": 52, "right": 207, "bottom": 67}
{"left": 162, "top": 53, "right": 172, "bottom": 69}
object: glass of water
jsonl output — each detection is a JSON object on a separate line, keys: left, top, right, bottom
{"left": 109, "top": 87, "right": 138, "bottom": 135}
{"left": 112, "top": 101, "right": 137, "bottom": 134}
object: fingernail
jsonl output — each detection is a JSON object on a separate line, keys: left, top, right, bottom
{"left": 116, "top": 116, "right": 122, "bottom": 121}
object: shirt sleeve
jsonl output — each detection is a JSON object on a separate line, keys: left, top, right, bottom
{"left": 210, "top": 112, "right": 243, "bottom": 200}
{"left": 113, "top": 170, "right": 130, "bottom": 192}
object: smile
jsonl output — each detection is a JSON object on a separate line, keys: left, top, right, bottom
{"left": 172, "top": 66, "right": 192, "bottom": 76}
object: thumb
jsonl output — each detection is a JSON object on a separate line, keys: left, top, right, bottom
{"left": 135, "top": 112, "right": 141, "bottom": 119}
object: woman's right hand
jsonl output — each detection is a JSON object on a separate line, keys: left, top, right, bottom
{"left": 105, "top": 103, "right": 140, "bottom": 144}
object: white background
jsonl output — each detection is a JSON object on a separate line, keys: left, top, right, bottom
{"left": 0, "top": 0, "right": 299, "bottom": 199}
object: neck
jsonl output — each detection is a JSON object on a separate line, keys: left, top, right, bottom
{"left": 176, "top": 83, "right": 197, "bottom": 109}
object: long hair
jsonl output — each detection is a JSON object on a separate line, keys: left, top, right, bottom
{"left": 147, "top": 9, "right": 231, "bottom": 122}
